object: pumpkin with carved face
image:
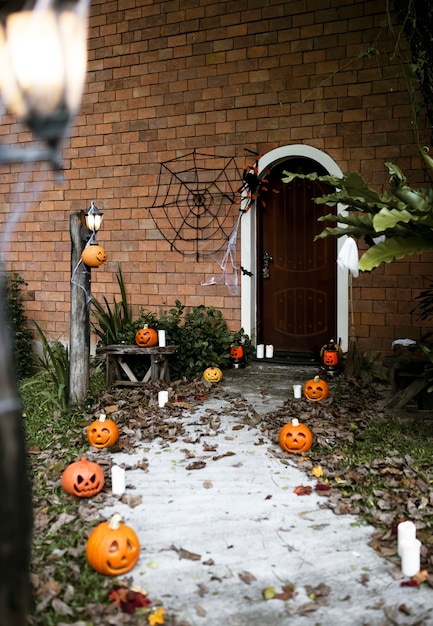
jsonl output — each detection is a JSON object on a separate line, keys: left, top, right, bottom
{"left": 203, "top": 367, "right": 223, "bottom": 383}
{"left": 230, "top": 345, "right": 244, "bottom": 360}
{"left": 322, "top": 350, "right": 339, "bottom": 367}
{"left": 86, "top": 513, "right": 140, "bottom": 576}
{"left": 135, "top": 325, "right": 158, "bottom": 347}
{"left": 279, "top": 418, "right": 313, "bottom": 454}
{"left": 303, "top": 375, "right": 329, "bottom": 401}
{"left": 87, "top": 414, "right": 119, "bottom": 449}
{"left": 81, "top": 244, "right": 107, "bottom": 267}
{"left": 61, "top": 456, "right": 104, "bottom": 498}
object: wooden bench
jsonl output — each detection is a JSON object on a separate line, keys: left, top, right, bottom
{"left": 98, "top": 344, "right": 178, "bottom": 388}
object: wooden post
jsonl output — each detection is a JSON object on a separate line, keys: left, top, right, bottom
{"left": 69, "top": 211, "right": 90, "bottom": 407}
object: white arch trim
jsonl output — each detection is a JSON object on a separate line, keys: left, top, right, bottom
{"left": 240, "top": 144, "right": 349, "bottom": 352}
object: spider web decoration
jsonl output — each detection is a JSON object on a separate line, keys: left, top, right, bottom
{"left": 149, "top": 150, "right": 242, "bottom": 261}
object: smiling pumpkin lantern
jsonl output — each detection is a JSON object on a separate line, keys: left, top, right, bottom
{"left": 87, "top": 413, "right": 119, "bottom": 449}
{"left": 303, "top": 375, "right": 329, "bottom": 402}
{"left": 81, "top": 243, "right": 107, "bottom": 267}
{"left": 86, "top": 513, "right": 140, "bottom": 576}
{"left": 279, "top": 418, "right": 313, "bottom": 454}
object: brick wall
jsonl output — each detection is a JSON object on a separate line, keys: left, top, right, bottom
{"left": 0, "top": 0, "right": 431, "bottom": 356}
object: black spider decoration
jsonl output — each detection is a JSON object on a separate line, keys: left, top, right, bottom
{"left": 238, "top": 158, "right": 270, "bottom": 212}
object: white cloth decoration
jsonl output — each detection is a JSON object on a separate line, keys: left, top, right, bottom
{"left": 337, "top": 237, "right": 359, "bottom": 278}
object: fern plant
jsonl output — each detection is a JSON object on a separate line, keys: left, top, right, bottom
{"left": 91, "top": 265, "right": 135, "bottom": 345}
{"left": 21, "top": 321, "right": 70, "bottom": 411}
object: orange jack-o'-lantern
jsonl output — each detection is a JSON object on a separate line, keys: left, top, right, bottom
{"left": 320, "top": 339, "right": 342, "bottom": 372}
{"left": 87, "top": 414, "right": 119, "bottom": 449}
{"left": 135, "top": 325, "right": 158, "bottom": 347}
{"left": 203, "top": 367, "right": 223, "bottom": 383}
{"left": 279, "top": 418, "right": 313, "bottom": 454}
{"left": 61, "top": 456, "right": 104, "bottom": 498}
{"left": 230, "top": 345, "right": 244, "bottom": 360}
{"left": 81, "top": 244, "right": 107, "bottom": 267}
{"left": 303, "top": 375, "right": 329, "bottom": 401}
{"left": 86, "top": 513, "right": 140, "bottom": 576}
{"left": 323, "top": 350, "right": 339, "bottom": 367}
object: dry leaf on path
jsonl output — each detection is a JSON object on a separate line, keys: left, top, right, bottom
{"left": 238, "top": 571, "right": 257, "bottom": 585}
{"left": 186, "top": 461, "right": 206, "bottom": 470}
{"left": 170, "top": 545, "right": 202, "bottom": 560}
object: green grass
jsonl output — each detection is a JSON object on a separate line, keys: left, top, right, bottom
{"left": 21, "top": 366, "right": 111, "bottom": 625}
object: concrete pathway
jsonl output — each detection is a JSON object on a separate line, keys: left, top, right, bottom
{"left": 98, "top": 364, "right": 433, "bottom": 626}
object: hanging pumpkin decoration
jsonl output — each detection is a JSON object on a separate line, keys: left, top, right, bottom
{"left": 135, "top": 324, "right": 158, "bottom": 347}
{"left": 320, "top": 338, "right": 342, "bottom": 374}
{"left": 279, "top": 418, "right": 313, "bottom": 454}
{"left": 81, "top": 244, "right": 108, "bottom": 267}
{"left": 61, "top": 456, "right": 105, "bottom": 498}
{"left": 303, "top": 375, "right": 330, "bottom": 402}
{"left": 87, "top": 413, "right": 119, "bottom": 449}
{"left": 229, "top": 344, "right": 245, "bottom": 369}
{"left": 86, "top": 513, "right": 140, "bottom": 576}
{"left": 203, "top": 366, "right": 223, "bottom": 383}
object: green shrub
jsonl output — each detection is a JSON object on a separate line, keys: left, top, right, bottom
{"left": 91, "top": 269, "right": 254, "bottom": 381}
{"left": 2, "top": 271, "right": 34, "bottom": 379}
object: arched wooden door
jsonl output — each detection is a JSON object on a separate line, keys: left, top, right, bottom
{"left": 257, "top": 157, "right": 337, "bottom": 354}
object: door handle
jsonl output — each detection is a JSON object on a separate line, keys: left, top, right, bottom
{"left": 262, "top": 251, "right": 273, "bottom": 279}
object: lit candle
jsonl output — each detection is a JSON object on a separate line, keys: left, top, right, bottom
{"left": 111, "top": 465, "right": 125, "bottom": 495}
{"left": 401, "top": 539, "right": 421, "bottom": 577}
{"left": 265, "top": 344, "right": 274, "bottom": 358}
{"left": 158, "top": 330, "right": 166, "bottom": 347}
{"left": 397, "top": 521, "right": 416, "bottom": 557}
{"left": 256, "top": 344, "right": 264, "bottom": 359}
{"left": 158, "top": 390, "right": 169, "bottom": 407}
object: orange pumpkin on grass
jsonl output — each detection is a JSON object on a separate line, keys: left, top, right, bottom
{"left": 86, "top": 513, "right": 140, "bottom": 576}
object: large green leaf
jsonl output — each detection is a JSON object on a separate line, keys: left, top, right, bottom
{"left": 359, "top": 236, "right": 433, "bottom": 271}
{"left": 373, "top": 207, "right": 433, "bottom": 231}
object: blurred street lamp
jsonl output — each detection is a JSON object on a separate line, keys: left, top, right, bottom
{"left": 0, "top": 1, "right": 90, "bottom": 623}
{"left": 0, "top": 0, "right": 88, "bottom": 168}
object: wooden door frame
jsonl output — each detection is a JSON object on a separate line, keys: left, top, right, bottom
{"left": 240, "top": 144, "right": 349, "bottom": 352}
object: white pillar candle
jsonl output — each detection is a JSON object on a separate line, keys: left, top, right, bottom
{"left": 401, "top": 539, "right": 421, "bottom": 577}
{"left": 398, "top": 520, "right": 416, "bottom": 557}
{"left": 265, "top": 344, "right": 274, "bottom": 358}
{"left": 111, "top": 465, "right": 125, "bottom": 495}
{"left": 158, "top": 390, "right": 169, "bottom": 407}
{"left": 256, "top": 344, "right": 264, "bottom": 358}
{"left": 158, "top": 329, "right": 166, "bottom": 347}
{"left": 293, "top": 384, "right": 302, "bottom": 399}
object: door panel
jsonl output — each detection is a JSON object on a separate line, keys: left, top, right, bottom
{"left": 257, "top": 158, "right": 336, "bottom": 353}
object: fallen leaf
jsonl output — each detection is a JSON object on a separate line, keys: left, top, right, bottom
{"left": 171, "top": 545, "right": 201, "bottom": 560}
{"left": 203, "top": 480, "right": 213, "bottom": 489}
{"left": 294, "top": 485, "right": 312, "bottom": 496}
{"left": 212, "top": 451, "right": 235, "bottom": 461}
{"left": 195, "top": 605, "right": 207, "bottom": 617}
{"left": 51, "top": 598, "right": 74, "bottom": 616}
{"left": 186, "top": 461, "right": 206, "bottom": 470}
{"left": 312, "top": 465, "right": 323, "bottom": 478}
{"left": 49, "top": 513, "right": 76, "bottom": 533}
{"left": 262, "top": 586, "right": 275, "bottom": 600}
{"left": 238, "top": 571, "right": 256, "bottom": 585}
